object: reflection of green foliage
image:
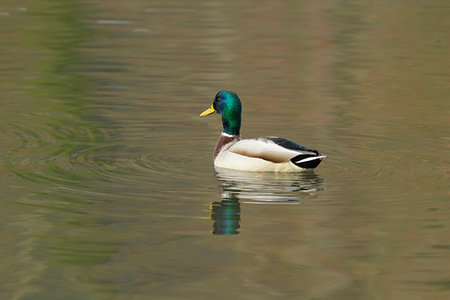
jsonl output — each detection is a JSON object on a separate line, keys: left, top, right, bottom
{"left": 6, "top": 0, "right": 122, "bottom": 273}
{"left": 26, "top": 0, "right": 93, "bottom": 108}
{"left": 426, "top": 280, "right": 450, "bottom": 290}
{"left": 10, "top": 0, "right": 123, "bottom": 188}
{"left": 46, "top": 237, "right": 119, "bottom": 265}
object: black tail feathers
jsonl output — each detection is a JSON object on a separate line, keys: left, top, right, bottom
{"left": 290, "top": 152, "right": 325, "bottom": 169}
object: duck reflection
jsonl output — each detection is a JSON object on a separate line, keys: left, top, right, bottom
{"left": 211, "top": 192, "right": 241, "bottom": 235}
{"left": 211, "top": 168, "right": 325, "bottom": 235}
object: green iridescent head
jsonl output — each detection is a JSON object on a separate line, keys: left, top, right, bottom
{"left": 200, "top": 90, "right": 242, "bottom": 136}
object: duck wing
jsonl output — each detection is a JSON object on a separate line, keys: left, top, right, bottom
{"left": 266, "top": 136, "right": 317, "bottom": 153}
{"left": 228, "top": 137, "right": 323, "bottom": 167}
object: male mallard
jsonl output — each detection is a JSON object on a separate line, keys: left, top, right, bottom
{"left": 200, "top": 90, "right": 326, "bottom": 172}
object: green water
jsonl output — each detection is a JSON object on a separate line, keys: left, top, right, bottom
{"left": 1, "top": 0, "right": 449, "bottom": 299}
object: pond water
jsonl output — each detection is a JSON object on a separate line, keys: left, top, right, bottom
{"left": 1, "top": 0, "right": 449, "bottom": 299}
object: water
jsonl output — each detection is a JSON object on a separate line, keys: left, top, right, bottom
{"left": 1, "top": 0, "right": 449, "bottom": 299}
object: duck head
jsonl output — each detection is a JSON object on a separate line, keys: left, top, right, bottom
{"left": 200, "top": 90, "right": 242, "bottom": 136}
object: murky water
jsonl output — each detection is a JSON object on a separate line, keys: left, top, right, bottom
{"left": 1, "top": 0, "right": 449, "bottom": 299}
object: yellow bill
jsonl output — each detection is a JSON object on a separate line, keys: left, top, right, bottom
{"left": 200, "top": 105, "right": 217, "bottom": 117}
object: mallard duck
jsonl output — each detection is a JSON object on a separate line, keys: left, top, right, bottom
{"left": 200, "top": 90, "right": 326, "bottom": 172}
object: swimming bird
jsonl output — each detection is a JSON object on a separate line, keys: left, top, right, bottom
{"left": 200, "top": 90, "right": 326, "bottom": 172}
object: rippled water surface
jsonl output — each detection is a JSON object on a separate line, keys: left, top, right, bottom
{"left": 1, "top": 0, "right": 449, "bottom": 299}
